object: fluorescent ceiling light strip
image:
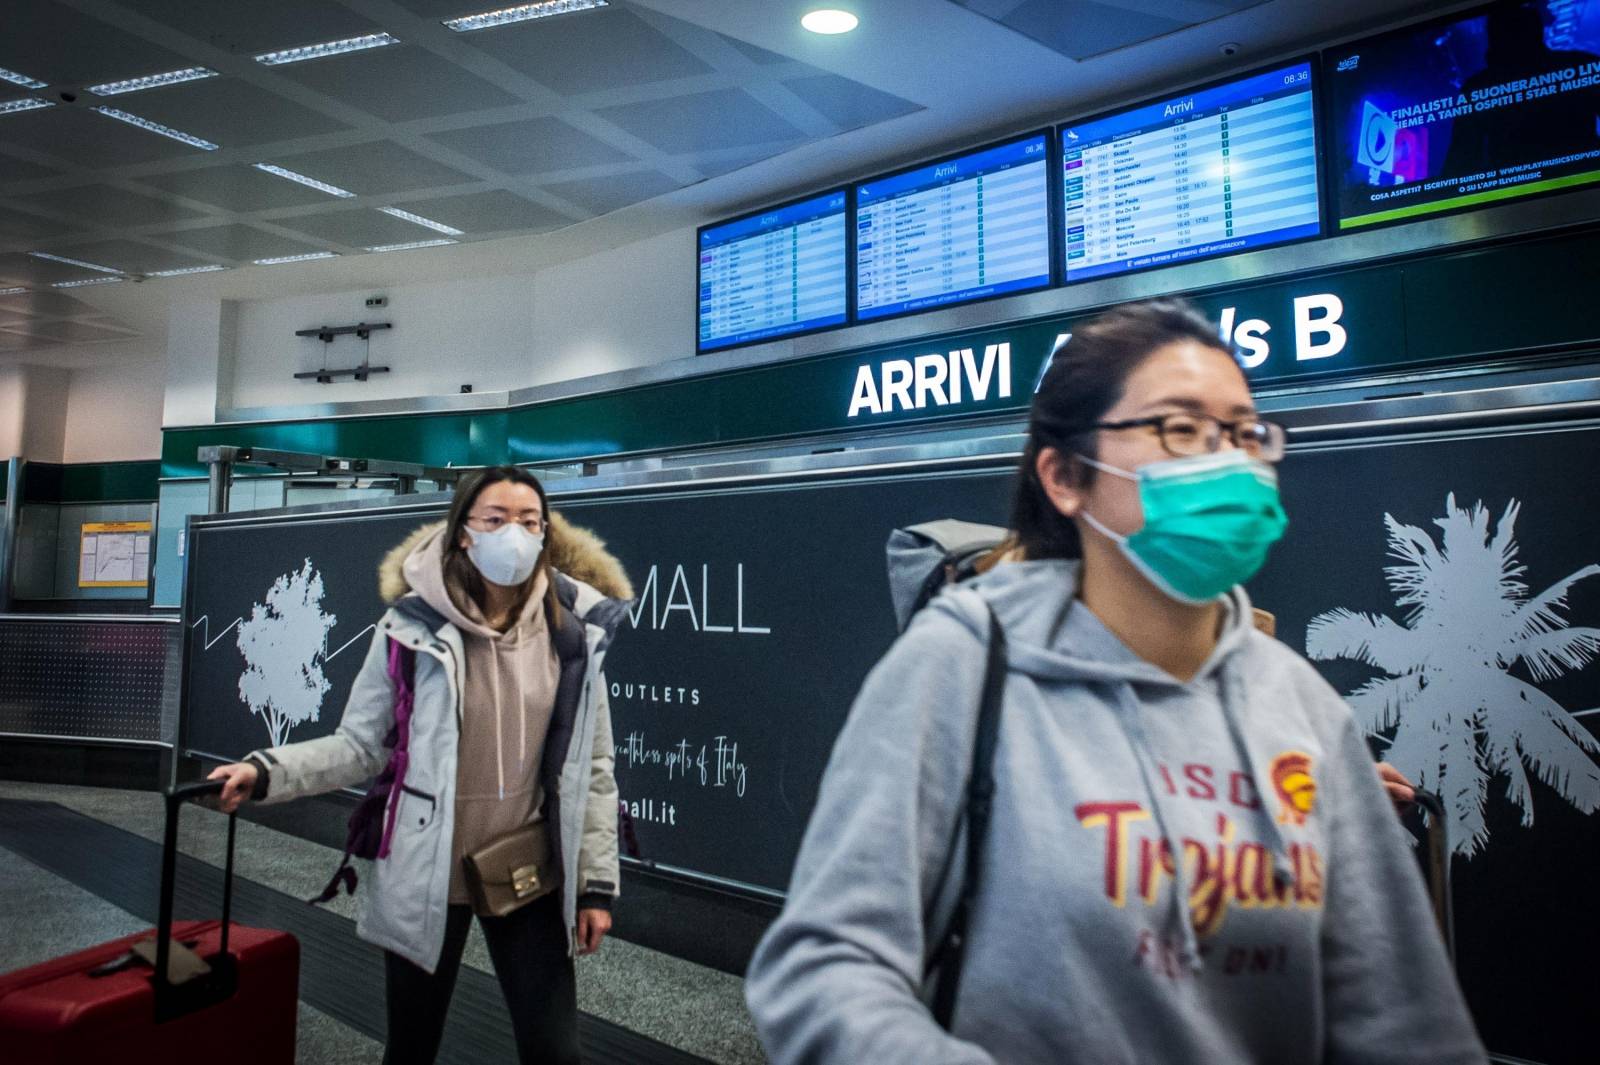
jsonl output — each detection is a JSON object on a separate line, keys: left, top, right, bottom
{"left": 377, "top": 206, "right": 463, "bottom": 235}
{"left": 52, "top": 277, "right": 125, "bottom": 289}
{"left": 253, "top": 252, "right": 338, "bottom": 265}
{"left": 29, "top": 251, "right": 125, "bottom": 275}
{"left": 147, "top": 264, "right": 228, "bottom": 277}
{"left": 87, "top": 66, "right": 218, "bottom": 96}
{"left": 93, "top": 106, "right": 218, "bottom": 149}
{"left": 0, "top": 286, "right": 28, "bottom": 296}
{"left": 252, "top": 162, "right": 355, "bottom": 198}
{"left": 367, "top": 239, "right": 457, "bottom": 252}
{"left": 0, "top": 98, "right": 54, "bottom": 115}
{"left": 442, "top": 0, "right": 607, "bottom": 32}
{"left": 0, "top": 67, "right": 47, "bottom": 90}
{"left": 254, "top": 33, "right": 400, "bottom": 66}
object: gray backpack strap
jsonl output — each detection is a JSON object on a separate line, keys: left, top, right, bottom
{"left": 886, "top": 520, "right": 1009, "bottom": 632}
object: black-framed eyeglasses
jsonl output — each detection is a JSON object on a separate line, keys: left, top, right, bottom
{"left": 1093, "top": 413, "right": 1287, "bottom": 462}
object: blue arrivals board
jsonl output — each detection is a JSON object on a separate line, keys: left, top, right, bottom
{"left": 855, "top": 133, "right": 1052, "bottom": 321}
{"left": 697, "top": 190, "right": 848, "bottom": 352}
{"left": 1061, "top": 61, "right": 1322, "bottom": 282}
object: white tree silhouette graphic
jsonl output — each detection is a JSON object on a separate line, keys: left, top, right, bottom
{"left": 236, "top": 559, "right": 338, "bottom": 748}
{"left": 1307, "top": 494, "right": 1600, "bottom": 856}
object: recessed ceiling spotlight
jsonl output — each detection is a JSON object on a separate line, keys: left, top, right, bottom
{"left": 87, "top": 67, "right": 218, "bottom": 96}
{"left": 443, "top": 0, "right": 607, "bottom": 32}
{"left": 254, "top": 33, "right": 401, "bottom": 66}
{"left": 147, "top": 264, "right": 228, "bottom": 277}
{"left": 801, "top": 9, "right": 858, "bottom": 34}
{"left": 92, "top": 106, "right": 218, "bottom": 149}
{"left": 0, "top": 98, "right": 54, "bottom": 115}
{"left": 52, "top": 276, "right": 126, "bottom": 289}
{"left": 252, "top": 163, "right": 356, "bottom": 198}
{"left": 377, "top": 206, "right": 464, "bottom": 236}
{"left": 0, "top": 66, "right": 47, "bottom": 90}
{"left": 367, "top": 239, "right": 458, "bottom": 252}
{"left": 29, "top": 251, "right": 125, "bottom": 274}
{"left": 253, "top": 251, "right": 339, "bottom": 265}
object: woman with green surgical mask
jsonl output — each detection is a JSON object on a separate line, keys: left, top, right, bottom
{"left": 746, "top": 300, "right": 1485, "bottom": 1065}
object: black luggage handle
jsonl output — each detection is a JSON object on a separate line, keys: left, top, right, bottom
{"left": 153, "top": 779, "right": 239, "bottom": 1022}
{"left": 1409, "top": 787, "right": 1455, "bottom": 960}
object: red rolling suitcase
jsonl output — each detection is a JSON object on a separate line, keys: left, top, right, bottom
{"left": 0, "top": 780, "right": 300, "bottom": 1064}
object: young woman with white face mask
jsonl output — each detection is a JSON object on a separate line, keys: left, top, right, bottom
{"left": 209, "top": 466, "right": 633, "bottom": 1065}
{"left": 746, "top": 300, "right": 1485, "bottom": 1064}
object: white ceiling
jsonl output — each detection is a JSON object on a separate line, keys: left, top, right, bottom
{"left": 0, "top": 0, "right": 1448, "bottom": 366}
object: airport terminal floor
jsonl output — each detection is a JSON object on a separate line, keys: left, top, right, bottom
{"left": 3, "top": 1, "right": 1600, "bottom": 1063}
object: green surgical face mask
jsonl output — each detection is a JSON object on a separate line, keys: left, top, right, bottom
{"left": 1077, "top": 450, "right": 1288, "bottom": 604}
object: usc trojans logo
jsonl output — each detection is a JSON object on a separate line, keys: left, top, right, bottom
{"left": 1270, "top": 751, "right": 1316, "bottom": 826}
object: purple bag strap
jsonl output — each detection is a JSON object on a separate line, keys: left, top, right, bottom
{"left": 377, "top": 637, "right": 416, "bottom": 860}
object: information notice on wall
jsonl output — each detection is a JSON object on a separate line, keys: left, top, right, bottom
{"left": 78, "top": 520, "right": 152, "bottom": 588}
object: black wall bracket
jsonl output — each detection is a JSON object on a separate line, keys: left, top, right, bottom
{"left": 293, "top": 321, "right": 393, "bottom": 383}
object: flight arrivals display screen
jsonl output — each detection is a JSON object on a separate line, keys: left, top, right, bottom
{"left": 1327, "top": 0, "right": 1600, "bottom": 230}
{"left": 854, "top": 133, "right": 1052, "bottom": 321}
{"left": 1061, "top": 61, "right": 1323, "bottom": 282}
{"left": 697, "top": 190, "right": 848, "bottom": 352}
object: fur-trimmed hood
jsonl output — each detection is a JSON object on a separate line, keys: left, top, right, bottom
{"left": 378, "top": 512, "right": 633, "bottom": 605}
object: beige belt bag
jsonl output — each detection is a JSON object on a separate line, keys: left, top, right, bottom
{"left": 461, "top": 821, "right": 556, "bottom": 918}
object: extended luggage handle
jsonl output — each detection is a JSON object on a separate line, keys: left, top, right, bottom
{"left": 151, "top": 779, "right": 239, "bottom": 1021}
{"left": 1408, "top": 787, "right": 1455, "bottom": 961}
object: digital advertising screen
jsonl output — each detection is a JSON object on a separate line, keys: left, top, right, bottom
{"left": 697, "top": 190, "right": 848, "bottom": 353}
{"left": 854, "top": 133, "right": 1052, "bottom": 321}
{"left": 1327, "top": 0, "right": 1600, "bottom": 229}
{"left": 1060, "top": 60, "right": 1322, "bottom": 283}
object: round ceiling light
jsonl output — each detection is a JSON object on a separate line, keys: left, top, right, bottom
{"left": 801, "top": 9, "right": 859, "bottom": 34}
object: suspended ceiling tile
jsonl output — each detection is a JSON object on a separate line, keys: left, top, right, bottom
{"left": 397, "top": 189, "right": 568, "bottom": 234}
{"left": 127, "top": 0, "right": 382, "bottom": 56}
{"left": 599, "top": 88, "right": 804, "bottom": 155}
{"left": 0, "top": 2, "right": 189, "bottom": 88}
{"left": 426, "top": 116, "right": 631, "bottom": 176}
{"left": 0, "top": 105, "right": 200, "bottom": 168}
{"left": 781, "top": 74, "right": 922, "bottom": 133}
{"left": 948, "top": 0, "right": 1262, "bottom": 60}
{"left": 0, "top": 290, "right": 91, "bottom": 317}
{"left": 42, "top": 239, "right": 217, "bottom": 275}
{"left": 278, "top": 47, "right": 522, "bottom": 122}
{"left": 462, "top": 7, "right": 712, "bottom": 96}
{"left": 0, "top": 204, "right": 79, "bottom": 243}
{"left": 136, "top": 163, "right": 334, "bottom": 212}
{"left": 13, "top": 319, "right": 138, "bottom": 343}
{"left": 0, "top": 152, "right": 61, "bottom": 185}
{"left": 540, "top": 169, "right": 681, "bottom": 215}
{"left": 692, "top": 146, "right": 793, "bottom": 181}
{"left": 10, "top": 184, "right": 206, "bottom": 229}
{"left": 275, "top": 208, "right": 442, "bottom": 248}
{"left": 270, "top": 140, "right": 478, "bottom": 195}
{"left": 716, "top": 34, "right": 792, "bottom": 66}
{"left": 0, "top": 330, "right": 46, "bottom": 351}
{"left": 123, "top": 80, "right": 352, "bottom": 149}
{"left": 159, "top": 223, "right": 326, "bottom": 262}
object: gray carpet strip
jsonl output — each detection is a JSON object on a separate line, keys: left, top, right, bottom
{"left": 0, "top": 799, "right": 709, "bottom": 1065}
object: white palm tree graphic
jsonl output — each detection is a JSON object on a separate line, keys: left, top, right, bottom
{"left": 1306, "top": 494, "right": 1600, "bottom": 856}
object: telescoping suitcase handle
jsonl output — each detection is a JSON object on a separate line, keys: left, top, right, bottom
{"left": 151, "top": 779, "right": 239, "bottom": 1021}
{"left": 1408, "top": 787, "right": 1455, "bottom": 961}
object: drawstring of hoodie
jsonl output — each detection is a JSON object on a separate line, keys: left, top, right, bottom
{"left": 1107, "top": 682, "right": 1203, "bottom": 970}
{"left": 1216, "top": 661, "right": 1296, "bottom": 885}
{"left": 486, "top": 622, "right": 533, "bottom": 801}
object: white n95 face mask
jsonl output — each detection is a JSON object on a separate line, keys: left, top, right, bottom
{"left": 464, "top": 524, "right": 544, "bottom": 587}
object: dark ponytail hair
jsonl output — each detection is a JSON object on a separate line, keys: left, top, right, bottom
{"left": 442, "top": 465, "right": 560, "bottom": 624}
{"left": 1011, "top": 298, "right": 1235, "bottom": 560}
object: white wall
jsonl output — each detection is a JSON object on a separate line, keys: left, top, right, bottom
{"left": 529, "top": 228, "right": 694, "bottom": 385}
{"left": 0, "top": 365, "right": 23, "bottom": 459}
{"left": 165, "top": 299, "right": 235, "bottom": 428}
{"left": 227, "top": 274, "right": 536, "bottom": 410}
{"left": 0, "top": 364, "right": 71, "bottom": 462}
{"left": 64, "top": 355, "right": 165, "bottom": 462}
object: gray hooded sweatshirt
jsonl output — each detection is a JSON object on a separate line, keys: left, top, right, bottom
{"left": 745, "top": 559, "right": 1485, "bottom": 1064}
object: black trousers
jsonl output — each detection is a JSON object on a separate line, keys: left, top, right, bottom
{"left": 381, "top": 894, "right": 580, "bottom": 1065}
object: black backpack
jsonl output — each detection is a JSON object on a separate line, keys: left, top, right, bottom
{"left": 885, "top": 520, "right": 1009, "bottom": 1029}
